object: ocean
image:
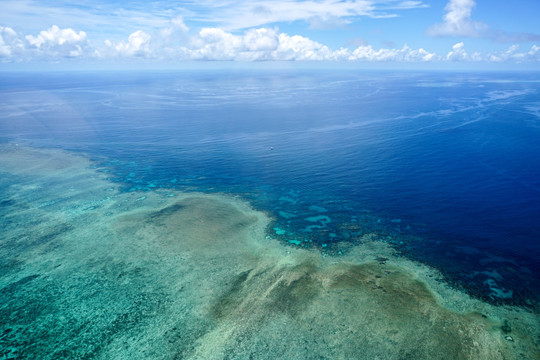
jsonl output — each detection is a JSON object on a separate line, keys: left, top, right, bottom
{"left": 1, "top": 69, "right": 539, "bottom": 358}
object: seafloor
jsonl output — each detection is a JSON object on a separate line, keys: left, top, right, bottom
{"left": 0, "top": 144, "right": 538, "bottom": 359}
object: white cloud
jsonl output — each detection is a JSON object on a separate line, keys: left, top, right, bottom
{"left": 184, "top": 27, "right": 330, "bottom": 61}
{"left": 445, "top": 42, "right": 540, "bottom": 63}
{"left": 528, "top": 45, "right": 540, "bottom": 57}
{"left": 171, "top": 16, "right": 189, "bottom": 33}
{"left": 491, "top": 44, "right": 540, "bottom": 62}
{"left": 243, "top": 28, "right": 279, "bottom": 52}
{"left": 275, "top": 33, "right": 332, "bottom": 60}
{"left": 446, "top": 41, "right": 467, "bottom": 61}
{"left": 190, "top": 28, "right": 243, "bottom": 60}
{"left": 349, "top": 44, "right": 437, "bottom": 61}
{"left": 0, "top": 26, "right": 24, "bottom": 58}
{"left": 160, "top": 15, "right": 190, "bottom": 39}
{"left": 427, "top": 0, "right": 540, "bottom": 43}
{"left": 427, "top": 0, "right": 488, "bottom": 37}
{"left": 107, "top": 30, "right": 152, "bottom": 57}
{"left": 25, "top": 25, "right": 88, "bottom": 57}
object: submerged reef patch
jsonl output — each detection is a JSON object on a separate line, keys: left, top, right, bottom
{"left": 0, "top": 145, "right": 538, "bottom": 360}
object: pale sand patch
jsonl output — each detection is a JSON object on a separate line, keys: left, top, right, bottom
{"left": 0, "top": 144, "right": 538, "bottom": 359}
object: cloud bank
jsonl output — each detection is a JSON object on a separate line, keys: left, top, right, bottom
{"left": 1, "top": 23, "right": 539, "bottom": 65}
{"left": 0, "top": 24, "right": 438, "bottom": 62}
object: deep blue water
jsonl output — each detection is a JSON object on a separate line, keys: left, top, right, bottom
{"left": 1, "top": 69, "right": 539, "bottom": 305}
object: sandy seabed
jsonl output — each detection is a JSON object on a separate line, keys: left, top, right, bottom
{"left": 0, "top": 144, "right": 538, "bottom": 360}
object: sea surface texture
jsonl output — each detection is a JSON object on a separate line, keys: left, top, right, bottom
{"left": 0, "top": 70, "right": 539, "bottom": 359}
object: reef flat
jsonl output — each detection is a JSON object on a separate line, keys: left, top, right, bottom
{"left": 0, "top": 144, "right": 538, "bottom": 359}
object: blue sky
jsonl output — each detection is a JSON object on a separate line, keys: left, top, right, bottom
{"left": 1, "top": 0, "right": 539, "bottom": 68}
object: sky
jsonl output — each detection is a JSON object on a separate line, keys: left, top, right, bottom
{"left": 1, "top": 0, "right": 540, "bottom": 69}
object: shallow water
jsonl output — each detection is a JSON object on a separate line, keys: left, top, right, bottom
{"left": 0, "top": 70, "right": 539, "bottom": 358}
{"left": 0, "top": 145, "right": 538, "bottom": 359}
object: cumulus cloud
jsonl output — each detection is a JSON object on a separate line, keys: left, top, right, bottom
{"left": 445, "top": 42, "right": 540, "bottom": 62}
{"left": 349, "top": 44, "right": 437, "bottom": 61}
{"left": 427, "top": 0, "right": 488, "bottom": 37}
{"left": 446, "top": 41, "right": 467, "bottom": 61}
{"left": 179, "top": 27, "right": 438, "bottom": 62}
{"left": 428, "top": 0, "right": 540, "bottom": 43}
{"left": 0, "top": 26, "right": 24, "bottom": 58}
{"left": 111, "top": 30, "right": 152, "bottom": 57}
{"left": 275, "top": 33, "right": 332, "bottom": 60}
{"left": 1, "top": 25, "right": 89, "bottom": 60}
{"left": 189, "top": 27, "right": 243, "bottom": 60}
{"left": 25, "top": 25, "right": 88, "bottom": 57}
{"left": 185, "top": 27, "right": 331, "bottom": 61}
{"left": 243, "top": 28, "right": 279, "bottom": 52}
{"left": 487, "top": 44, "right": 540, "bottom": 62}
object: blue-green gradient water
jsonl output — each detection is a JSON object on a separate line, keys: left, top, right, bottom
{"left": 1, "top": 69, "right": 539, "bottom": 305}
